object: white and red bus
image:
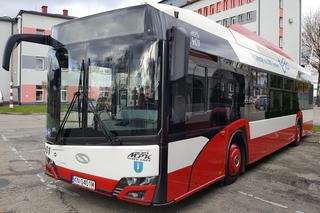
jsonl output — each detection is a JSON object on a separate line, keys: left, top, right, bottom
{"left": 2, "top": 3, "right": 313, "bottom": 206}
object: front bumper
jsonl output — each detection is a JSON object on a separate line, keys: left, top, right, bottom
{"left": 45, "top": 158, "right": 157, "bottom": 206}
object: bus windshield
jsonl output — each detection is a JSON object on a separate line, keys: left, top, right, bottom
{"left": 46, "top": 36, "right": 161, "bottom": 144}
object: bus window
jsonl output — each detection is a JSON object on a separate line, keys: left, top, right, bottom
{"left": 284, "top": 78, "right": 294, "bottom": 91}
{"left": 185, "top": 64, "right": 209, "bottom": 130}
{"left": 191, "top": 66, "right": 207, "bottom": 112}
{"left": 297, "top": 82, "right": 313, "bottom": 110}
{"left": 242, "top": 68, "right": 268, "bottom": 121}
{"left": 269, "top": 90, "right": 283, "bottom": 117}
{"left": 270, "top": 74, "right": 283, "bottom": 89}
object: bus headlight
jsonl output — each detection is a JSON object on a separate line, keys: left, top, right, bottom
{"left": 113, "top": 176, "right": 158, "bottom": 200}
{"left": 118, "top": 176, "right": 157, "bottom": 188}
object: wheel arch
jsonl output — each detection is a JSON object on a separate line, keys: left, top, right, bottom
{"left": 225, "top": 127, "right": 248, "bottom": 174}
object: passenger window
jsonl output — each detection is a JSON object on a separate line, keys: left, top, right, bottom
{"left": 242, "top": 69, "right": 268, "bottom": 121}
{"left": 169, "top": 51, "right": 246, "bottom": 137}
{"left": 269, "top": 90, "right": 282, "bottom": 112}
{"left": 270, "top": 74, "right": 283, "bottom": 89}
{"left": 284, "top": 78, "right": 294, "bottom": 91}
{"left": 191, "top": 66, "right": 207, "bottom": 112}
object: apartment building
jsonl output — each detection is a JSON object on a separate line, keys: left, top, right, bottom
{"left": 0, "top": 6, "right": 74, "bottom": 104}
{"left": 161, "top": 0, "right": 301, "bottom": 64}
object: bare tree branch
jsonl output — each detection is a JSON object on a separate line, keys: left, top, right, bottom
{"left": 303, "top": 9, "right": 320, "bottom": 105}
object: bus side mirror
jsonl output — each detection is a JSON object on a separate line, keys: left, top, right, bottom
{"left": 170, "top": 27, "right": 190, "bottom": 81}
{"left": 55, "top": 48, "right": 69, "bottom": 69}
{"left": 2, "top": 34, "right": 62, "bottom": 71}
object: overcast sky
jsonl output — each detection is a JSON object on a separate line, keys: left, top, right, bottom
{"left": 0, "top": 0, "right": 319, "bottom": 18}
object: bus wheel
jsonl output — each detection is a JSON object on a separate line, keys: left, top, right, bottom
{"left": 293, "top": 123, "right": 302, "bottom": 146}
{"left": 224, "top": 141, "right": 242, "bottom": 185}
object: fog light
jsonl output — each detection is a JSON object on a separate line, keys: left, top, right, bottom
{"left": 127, "top": 190, "right": 146, "bottom": 198}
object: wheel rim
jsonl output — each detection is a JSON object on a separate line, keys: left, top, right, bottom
{"left": 297, "top": 126, "right": 301, "bottom": 142}
{"left": 228, "top": 144, "right": 241, "bottom": 176}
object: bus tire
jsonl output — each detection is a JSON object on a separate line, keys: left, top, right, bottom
{"left": 224, "top": 139, "right": 242, "bottom": 185}
{"left": 293, "top": 121, "right": 302, "bottom": 146}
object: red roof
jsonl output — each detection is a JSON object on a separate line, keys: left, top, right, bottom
{"left": 229, "top": 24, "right": 292, "bottom": 61}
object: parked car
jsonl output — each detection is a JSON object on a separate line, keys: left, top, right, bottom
{"left": 0, "top": 90, "right": 4, "bottom": 105}
{"left": 254, "top": 95, "right": 267, "bottom": 110}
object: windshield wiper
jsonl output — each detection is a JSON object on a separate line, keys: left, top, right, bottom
{"left": 55, "top": 59, "right": 118, "bottom": 144}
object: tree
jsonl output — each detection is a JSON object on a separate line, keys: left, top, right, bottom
{"left": 302, "top": 9, "right": 320, "bottom": 106}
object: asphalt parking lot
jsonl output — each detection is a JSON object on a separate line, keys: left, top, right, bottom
{"left": 0, "top": 111, "right": 320, "bottom": 213}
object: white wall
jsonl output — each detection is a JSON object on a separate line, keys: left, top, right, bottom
{"left": 283, "top": 0, "right": 301, "bottom": 63}
{"left": 20, "top": 13, "right": 70, "bottom": 86}
{"left": 259, "top": 0, "right": 279, "bottom": 47}
{"left": 183, "top": 0, "right": 301, "bottom": 64}
{"left": 0, "top": 21, "right": 12, "bottom": 102}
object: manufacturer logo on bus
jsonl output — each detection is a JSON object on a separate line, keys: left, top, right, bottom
{"left": 75, "top": 153, "right": 90, "bottom": 164}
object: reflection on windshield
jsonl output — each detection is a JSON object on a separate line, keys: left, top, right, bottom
{"left": 47, "top": 37, "right": 160, "bottom": 141}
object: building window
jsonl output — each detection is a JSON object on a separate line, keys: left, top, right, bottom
{"left": 279, "top": 17, "right": 283, "bottom": 28}
{"left": 279, "top": 0, "right": 284, "bottom": 8}
{"left": 225, "top": 0, "right": 229, "bottom": 10}
{"left": 36, "top": 85, "right": 43, "bottom": 102}
{"left": 232, "top": 0, "right": 236, "bottom": 8}
{"left": 36, "top": 29, "right": 45, "bottom": 35}
{"left": 198, "top": 8, "right": 202, "bottom": 14}
{"left": 99, "top": 87, "right": 108, "bottom": 97}
{"left": 204, "top": 6, "right": 208, "bottom": 16}
{"left": 210, "top": 4, "right": 215, "bottom": 15}
{"left": 61, "top": 86, "right": 67, "bottom": 102}
{"left": 279, "top": 37, "right": 283, "bottom": 48}
{"left": 35, "top": 57, "right": 45, "bottom": 71}
{"left": 217, "top": 2, "right": 222, "bottom": 12}
{"left": 240, "top": 0, "right": 244, "bottom": 5}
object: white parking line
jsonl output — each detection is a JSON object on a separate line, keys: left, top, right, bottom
{"left": 2, "top": 133, "right": 79, "bottom": 197}
{"left": 1, "top": 134, "right": 8, "bottom": 141}
{"left": 253, "top": 196, "right": 288, "bottom": 209}
{"left": 238, "top": 191, "right": 307, "bottom": 212}
{"left": 36, "top": 173, "right": 46, "bottom": 183}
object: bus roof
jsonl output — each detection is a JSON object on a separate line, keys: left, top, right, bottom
{"left": 151, "top": 3, "right": 312, "bottom": 82}
{"left": 51, "top": 2, "right": 311, "bottom": 82}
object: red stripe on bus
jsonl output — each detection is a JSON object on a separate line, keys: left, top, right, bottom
{"left": 229, "top": 24, "right": 292, "bottom": 60}
{"left": 248, "top": 125, "right": 296, "bottom": 164}
{"left": 167, "top": 166, "right": 192, "bottom": 202}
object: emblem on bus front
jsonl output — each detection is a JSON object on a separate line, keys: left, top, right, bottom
{"left": 134, "top": 161, "right": 143, "bottom": 173}
{"left": 75, "top": 153, "right": 90, "bottom": 164}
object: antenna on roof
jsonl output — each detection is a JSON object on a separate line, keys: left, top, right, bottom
{"left": 174, "top": 11, "right": 179, "bottom": 19}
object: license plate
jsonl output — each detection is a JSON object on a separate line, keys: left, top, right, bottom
{"left": 72, "top": 176, "right": 95, "bottom": 190}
